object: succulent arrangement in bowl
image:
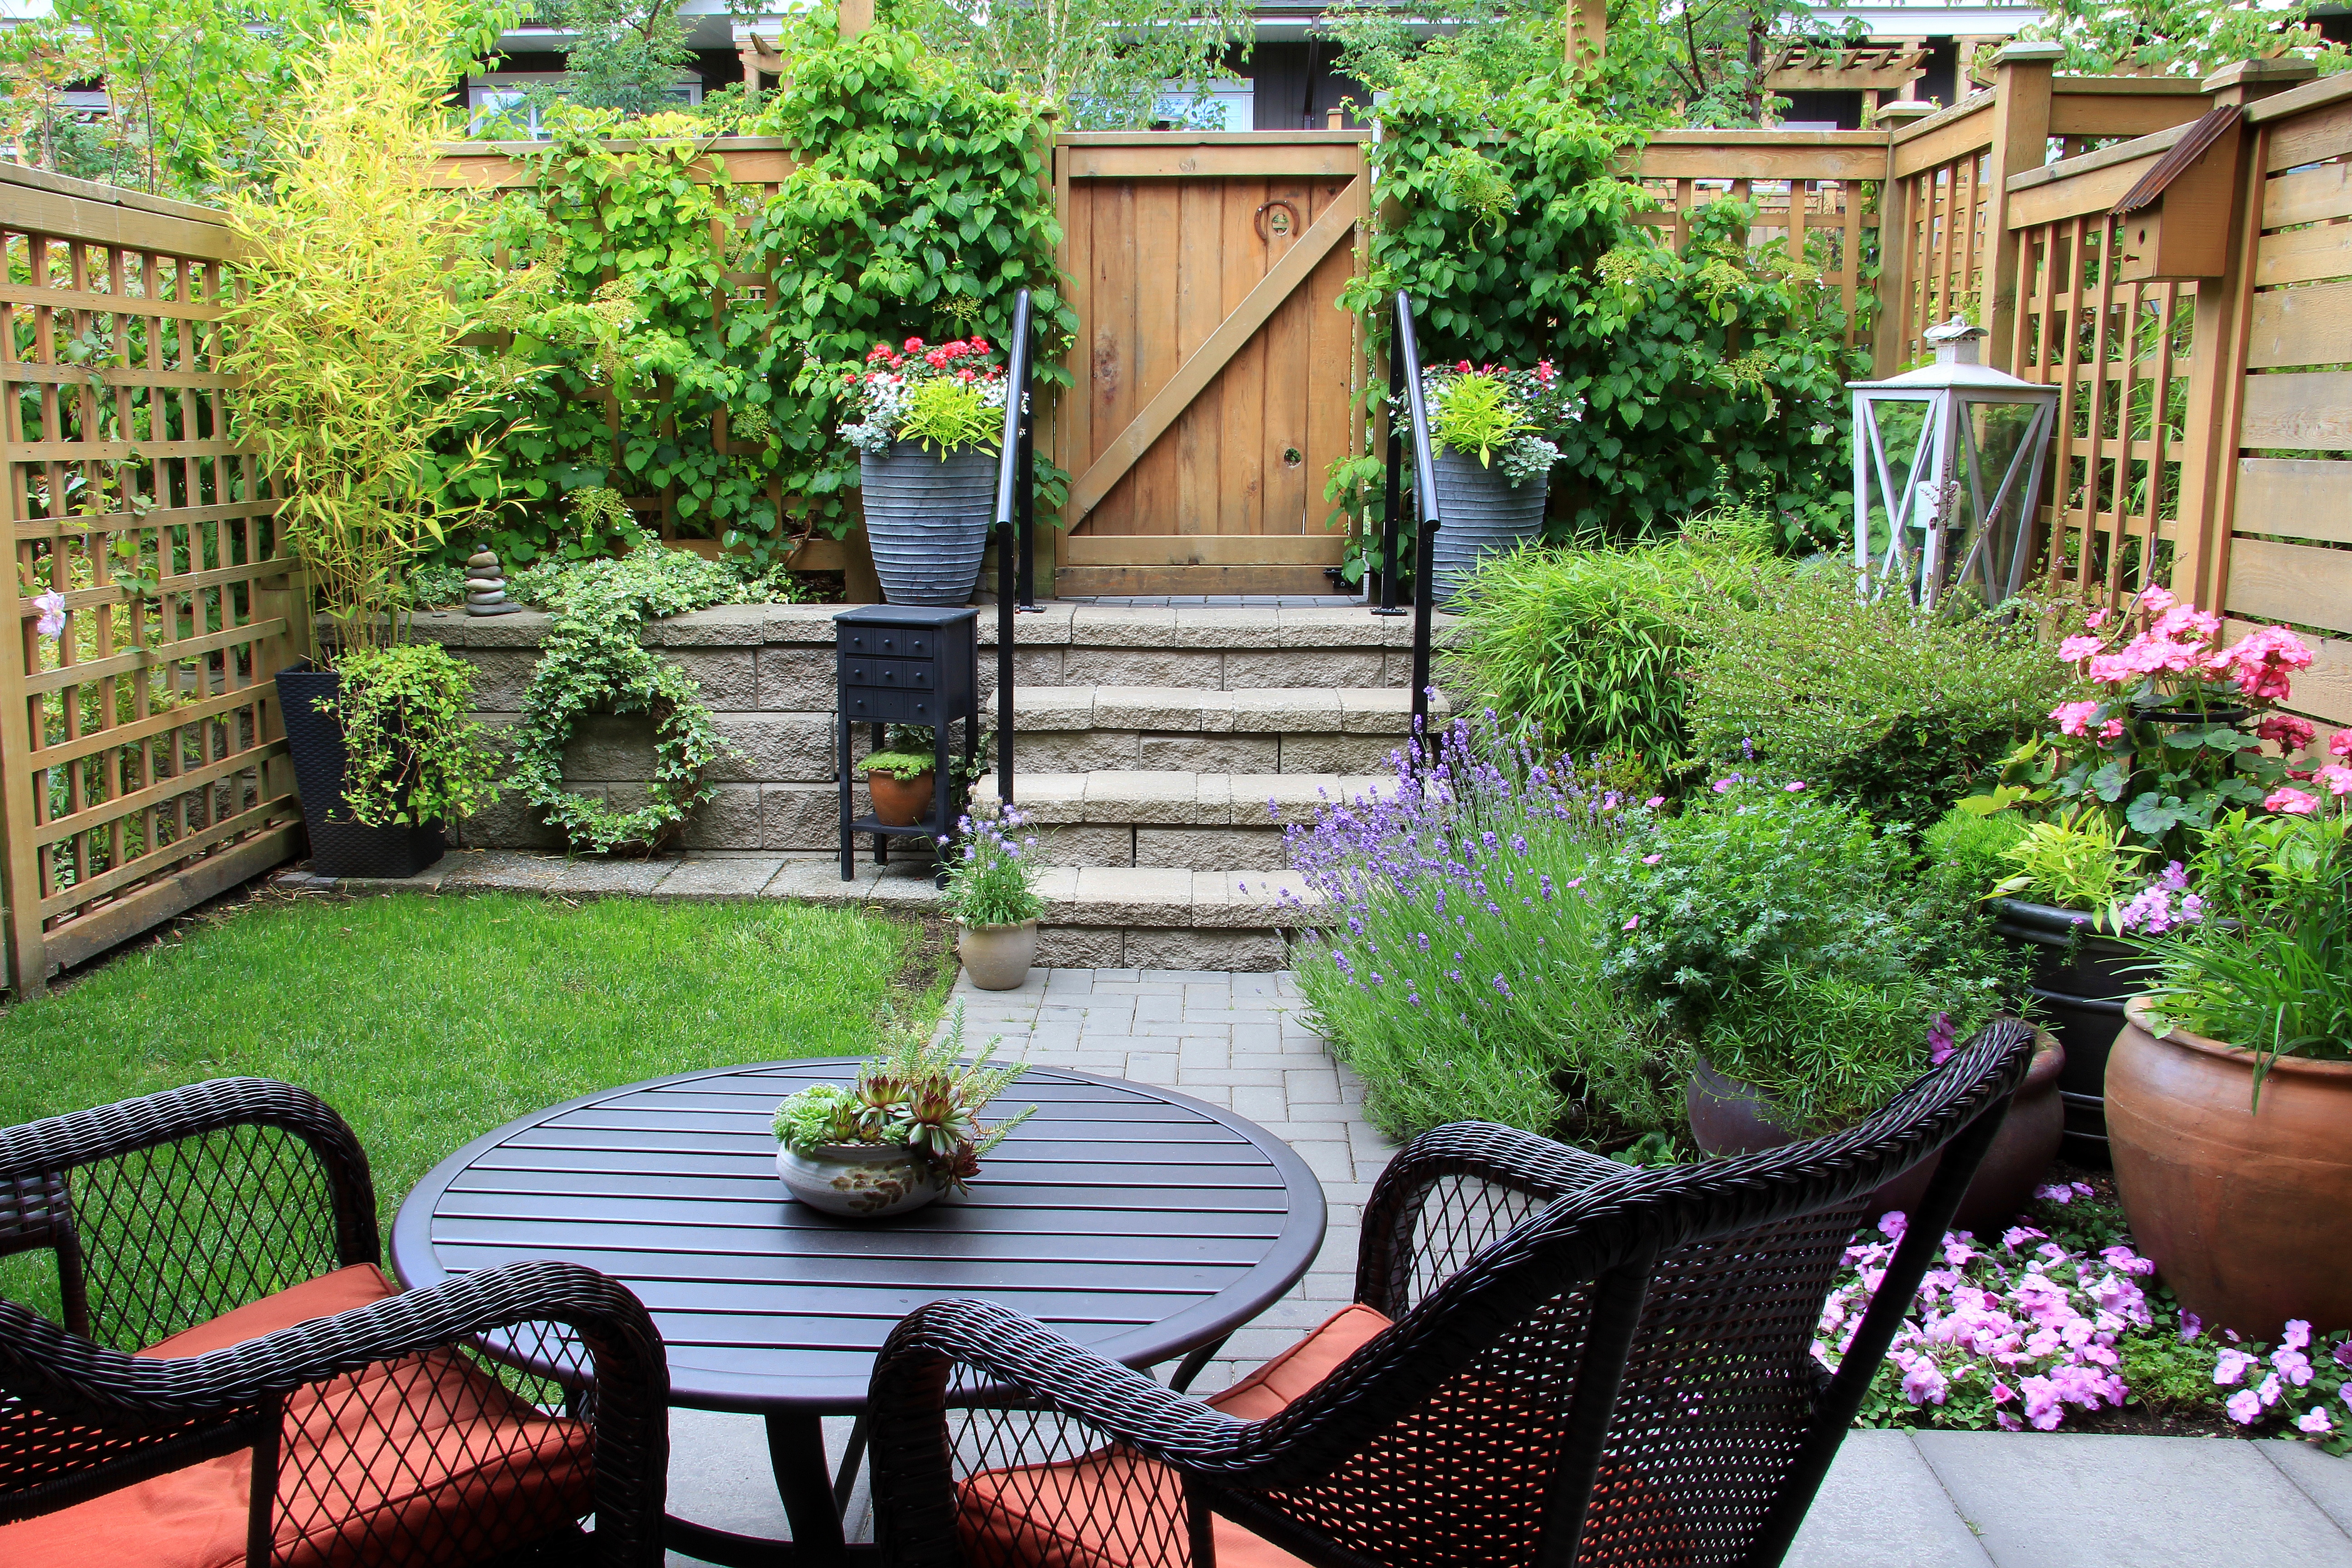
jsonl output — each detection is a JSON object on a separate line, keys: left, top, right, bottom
{"left": 770, "top": 1009, "right": 1034, "bottom": 1218}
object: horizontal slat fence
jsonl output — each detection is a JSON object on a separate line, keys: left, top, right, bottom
{"left": 0, "top": 163, "right": 302, "bottom": 992}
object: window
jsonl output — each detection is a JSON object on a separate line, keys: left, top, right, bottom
{"left": 465, "top": 72, "right": 703, "bottom": 138}
{"left": 1154, "top": 79, "right": 1253, "bottom": 131}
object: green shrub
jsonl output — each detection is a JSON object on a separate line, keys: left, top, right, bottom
{"left": 1597, "top": 779, "right": 2019, "bottom": 1132}
{"left": 1441, "top": 508, "right": 1787, "bottom": 766}
{"left": 1685, "top": 572, "right": 2072, "bottom": 830}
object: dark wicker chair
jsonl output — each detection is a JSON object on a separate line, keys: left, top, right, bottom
{"left": 0, "top": 1077, "right": 670, "bottom": 1567}
{"left": 866, "top": 1018, "right": 2038, "bottom": 1568}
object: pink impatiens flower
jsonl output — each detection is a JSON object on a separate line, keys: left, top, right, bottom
{"left": 2227, "top": 1388, "right": 2264, "bottom": 1424}
{"left": 2213, "top": 1349, "right": 2254, "bottom": 1387}
{"left": 2298, "top": 1408, "right": 2335, "bottom": 1436}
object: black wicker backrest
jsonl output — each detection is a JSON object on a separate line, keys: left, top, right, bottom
{"left": 0, "top": 1078, "right": 378, "bottom": 1350}
{"left": 1194, "top": 1019, "right": 2038, "bottom": 1568}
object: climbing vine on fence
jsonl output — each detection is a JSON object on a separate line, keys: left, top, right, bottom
{"left": 436, "top": 26, "right": 1073, "bottom": 573}
{"left": 1333, "top": 66, "right": 1868, "bottom": 552}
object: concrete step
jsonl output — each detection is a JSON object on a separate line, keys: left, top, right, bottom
{"left": 979, "top": 770, "right": 1396, "bottom": 869}
{"left": 969, "top": 603, "right": 1453, "bottom": 692}
{"left": 1004, "top": 686, "right": 1448, "bottom": 774}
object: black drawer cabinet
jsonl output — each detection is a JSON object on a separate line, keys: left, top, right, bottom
{"left": 835, "top": 605, "right": 980, "bottom": 881}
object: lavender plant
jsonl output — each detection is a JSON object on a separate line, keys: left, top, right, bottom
{"left": 1282, "top": 715, "right": 1671, "bottom": 1148}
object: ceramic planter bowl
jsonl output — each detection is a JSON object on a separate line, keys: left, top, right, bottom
{"left": 1992, "top": 897, "right": 2146, "bottom": 1164}
{"left": 959, "top": 919, "right": 1039, "bottom": 990}
{"left": 1687, "top": 1030, "right": 2066, "bottom": 1238}
{"left": 2107, "top": 997, "right": 2352, "bottom": 1336}
{"left": 776, "top": 1142, "right": 945, "bottom": 1219}
{"left": 865, "top": 769, "right": 936, "bottom": 828}
{"left": 859, "top": 440, "right": 996, "bottom": 605}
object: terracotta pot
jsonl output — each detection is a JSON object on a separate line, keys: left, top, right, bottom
{"left": 1992, "top": 898, "right": 2146, "bottom": 1165}
{"left": 1687, "top": 1031, "right": 2066, "bottom": 1239}
{"left": 2107, "top": 998, "right": 2352, "bottom": 1337}
{"left": 775, "top": 1142, "right": 945, "bottom": 1219}
{"left": 866, "top": 769, "right": 936, "bottom": 828}
{"left": 959, "top": 920, "right": 1038, "bottom": 991}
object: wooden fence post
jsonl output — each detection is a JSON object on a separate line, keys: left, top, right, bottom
{"left": 1981, "top": 42, "right": 2062, "bottom": 372}
{"left": 838, "top": 0, "right": 873, "bottom": 40}
{"left": 2169, "top": 59, "right": 2318, "bottom": 608}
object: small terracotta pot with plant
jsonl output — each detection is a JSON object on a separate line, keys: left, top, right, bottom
{"left": 769, "top": 1007, "right": 1033, "bottom": 1219}
{"left": 946, "top": 804, "right": 1045, "bottom": 990}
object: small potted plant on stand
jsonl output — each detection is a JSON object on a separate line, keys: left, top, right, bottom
{"left": 2105, "top": 743, "right": 2352, "bottom": 1335}
{"left": 1418, "top": 358, "right": 1578, "bottom": 606}
{"left": 836, "top": 336, "right": 1009, "bottom": 605}
{"left": 946, "top": 804, "right": 1045, "bottom": 990}
{"left": 220, "top": 0, "right": 550, "bottom": 877}
{"left": 770, "top": 1009, "right": 1034, "bottom": 1218}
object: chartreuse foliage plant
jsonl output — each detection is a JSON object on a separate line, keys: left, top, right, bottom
{"left": 220, "top": 0, "right": 564, "bottom": 650}
{"left": 1335, "top": 66, "right": 1864, "bottom": 549}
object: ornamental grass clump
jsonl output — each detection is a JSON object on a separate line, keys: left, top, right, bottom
{"left": 1284, "top": 716, "right": 1670, "bottom": 1148}
{"left": 945, "top": 806, "right": 1046, "bottom": 929}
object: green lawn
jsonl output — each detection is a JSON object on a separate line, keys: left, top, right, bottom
{"left": 0, "top": 891, "right": 945, "bottom": 1249}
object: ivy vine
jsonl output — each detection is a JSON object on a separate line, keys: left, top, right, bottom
{"left": 505, "top": 545, "right": 776, "bottom": 854}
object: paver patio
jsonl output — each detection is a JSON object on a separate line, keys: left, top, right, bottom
{"left": 660, "top": 968, "right": 2352, "bottom": 1567}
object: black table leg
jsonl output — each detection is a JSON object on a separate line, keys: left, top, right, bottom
{"left": 768, "top": 1411, "right": 850, "bottom": 1564}
{"left": 660, "top": 1411, "right": 877, "bottom": 1567}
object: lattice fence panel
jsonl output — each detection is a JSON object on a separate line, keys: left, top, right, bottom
{"left": 1632, "top": 174, "right": 1880, "bottom": 350}
{"left": 2011, "top": 213, "right": 2194, "bottom": 610}
{"left": 0, "top": 167, "right": 300, "bottom": 990}
{"left": 1888, "top": 150, "right": 1992, "bottom": 370}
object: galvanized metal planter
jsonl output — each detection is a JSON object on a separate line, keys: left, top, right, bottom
{"left": 858, "top": 440, "right": 997, "bottom": 605}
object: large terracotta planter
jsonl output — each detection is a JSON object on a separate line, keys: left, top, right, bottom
{"left": 2107, "top": 998, "right": 2352, "bottom": 1337}
{"left": 1687, "top": 1031, "right": 2066, "bottom": 1238}
{"left": 1993, "top": 897, "right": 2146, "bottom": 1164}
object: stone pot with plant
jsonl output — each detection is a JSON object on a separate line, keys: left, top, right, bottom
{"left": 838, "top": 336, "right": 1007, "bottom": 605}
{"left": 946, "top": 803, "right": 1045, "bottom": 990}
{"left": 218, "top": 0, "right": 555, "bottom": 878}
{"left": 769, "top": 1008, "right": 1034, "bottom": 1218}
{"left": 1418, "top": 359, "right": 1577, "bottom": 606}
{"left": 1954, "top": 586, "right": 2329, "bottom": 1159}
{"left": 1602, "top": 775, "right": 2047, "bottom": 1230}
{"left": 2105, "top": 776, "right": 2352, "bottom": 1336}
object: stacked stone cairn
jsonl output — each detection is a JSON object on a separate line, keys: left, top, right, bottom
{"left": 465, "top": 543, "right": 519, "bottom": 617}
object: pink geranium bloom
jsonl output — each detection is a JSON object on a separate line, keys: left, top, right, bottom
{"left": 2267, "top": 786, "right": 2320, "bottom": 816}
{"left": 2317, "top": 764, "right": 2352, "bottom": 797}
{"left": 2136, "top": 586, "right": 2178, "bottom": 616}
{"left": 2051, "top": 701, "right": 2102, "bottom": 738}
{"left": 2333, "top": 731, "right": 2352, "bottom": 759}
{"left": 2058, "top": 634, "right": 2106, "bottom": 662}
{"left": 2098, "top": 719, "right": 2125, "bottom": 741}
{"left": 2259, "top": 712, "right": 2317, "bottom": 751}
{"left": 2085, "top": 608, "right": 2110, "bottom": 628}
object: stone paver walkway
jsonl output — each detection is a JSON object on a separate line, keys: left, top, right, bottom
{"left": 664, "top": 968, "right": 2352, "bottom": 1566}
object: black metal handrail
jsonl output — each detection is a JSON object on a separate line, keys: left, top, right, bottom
{"left": 1373, "top": 290, "right": 1441, "bottom": 756}
{"left": 992, "top": 289, "right": 1037, "bottom": 806}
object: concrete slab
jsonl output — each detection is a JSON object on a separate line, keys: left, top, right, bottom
{"left": 1786, "top": 1431, "right": 1994, "bottom": 1568}
{"left": 438, "top": 852, "right": 674, "bottom": 897}
{"left": 1912, "top": 1430, "right": 2352, "bottom": 1568}
{"left": 2262, "top": 1440, "right": 2352, "bottom": 1538}
{"left": 654, "top": 857, "right": 789, "bottom": 899}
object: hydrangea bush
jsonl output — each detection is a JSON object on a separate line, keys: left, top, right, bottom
{"left": 1822, "top": 1186, "right": 2352, "bottom": 1451}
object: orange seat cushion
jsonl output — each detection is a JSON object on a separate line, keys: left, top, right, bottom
{"left": 0, "top": 1264, "right": 595, "bottom": 1568}
{"left": 956, "top": 1303, "right": 1392, "bottom": 1568}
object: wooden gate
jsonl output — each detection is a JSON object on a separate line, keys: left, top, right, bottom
{"left": 1052, "top": 132, "right": 1368, "bottom": 596}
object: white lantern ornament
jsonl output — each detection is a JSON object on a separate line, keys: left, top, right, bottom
{"left": 1848, "top": 318, "right": 2059, "bottom": 611}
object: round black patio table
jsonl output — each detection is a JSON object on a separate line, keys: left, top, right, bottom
{"left": 390, "top": 1058, "right": 1326, "bottom": 1568}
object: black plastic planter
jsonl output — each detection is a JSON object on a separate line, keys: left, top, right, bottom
{"left": 1993, "top": 897, "right": 2144, "bottom": 1165}
{"left": 276, "top": 663, "right": 446, "bottom": 880}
